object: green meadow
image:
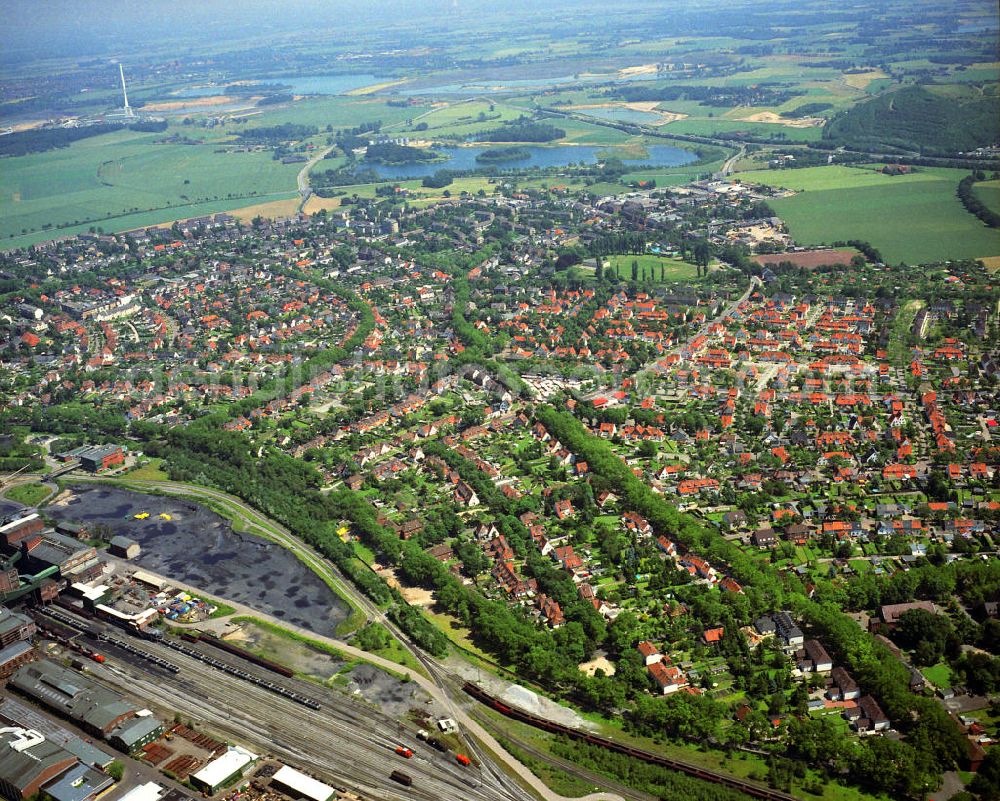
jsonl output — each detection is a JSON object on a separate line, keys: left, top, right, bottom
{"left": 736, "top": 165, "right": 1000, "bottom": 264}
{"left": 664, "top": 117, "right": 824, "bottom": 142}
{"left": 1, "top": 127, "right": 301, "bottom": 246}
{"left": 604, "top": 253, "right": 700, "bottom": 282}
{"left": 973, "top": 179, "right": 1000, "bottom": 214}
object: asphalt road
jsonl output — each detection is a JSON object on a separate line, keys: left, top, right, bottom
{"left": 296, "top": 146, "right": 335, "bottom": 211}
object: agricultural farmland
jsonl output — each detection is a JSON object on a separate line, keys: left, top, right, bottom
{"left": 1, "top": 126, "right": 301, "bottom": 247}
{"left": 735, "top": 166, "right": 1000, "bottom": 264}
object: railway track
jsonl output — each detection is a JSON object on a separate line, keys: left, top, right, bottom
{"left": 463, "top": 682, "right": 799, "bottom": 801}
{"left": 40, "top": 605, "right": 517, "bottom": 801}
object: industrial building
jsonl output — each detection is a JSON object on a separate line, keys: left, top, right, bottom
{"left": 59, "top": 444, "right": 125, "bottom": 473}
{"left": 19, "top": 531, "right": 99, "bottom": 577}
{"left": 38, "top": 761, "right": 115, "bottom": 801}
{"left": 0, "top": 695, "right": 117, "bottom": 770}
{"left": 0, "top": 606, "right": 36, "bottom": 648}
{"left": 109, "top": 536, "right": 141, "bottom": 560}
{"left": 115, "top": 782, "right": 199, "bottom": 801}
{"left": 0, "top": 640, "right": 37, "bottom": 682}
{"left": 0, "top": 557, "right": 19, "bottom": 594}
{"left": 109, "top": 713, "right": 163, "bottom": 753}
{"left": 0, "top": 726, "right": 113, "bottom": 801}
{"left": 0, "top": 726, "right": 77, "bottom": 800}
{"left": 0, "top": 513, "right": 44, "bottom": 547}
{"left": 271, "top": 765, "right": 335, "bottom": 801}
{"left": 191, "top": 745, "right": 258, "bottom": 793}
{"left": 9, "top": 659, "right": 160, "bottom": 744}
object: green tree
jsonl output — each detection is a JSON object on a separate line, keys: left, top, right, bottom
{"left": 354, "top": 622, "right": 392, "bottom": 652}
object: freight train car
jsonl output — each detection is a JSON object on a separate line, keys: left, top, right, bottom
{"left": 190, "top": 632, "right": 295, "bottom": 678}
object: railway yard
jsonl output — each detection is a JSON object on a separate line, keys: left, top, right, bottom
{"left": 38, "top": 605, "right": 532, "bottom": 801}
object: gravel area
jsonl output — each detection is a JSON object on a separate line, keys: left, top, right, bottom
{"left": 445, "top": 655, "right": 592, "bottom": 729}
{"left": 347, "top": 662, "right": 442, "bottom": 719}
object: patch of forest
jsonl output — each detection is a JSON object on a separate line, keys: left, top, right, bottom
{"left": 823, "top": 86, "right": 1000, "bottom": 155}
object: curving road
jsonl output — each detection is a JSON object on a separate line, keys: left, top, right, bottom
{"left": 296, "top": 145, "right": 335, "bottom": 211}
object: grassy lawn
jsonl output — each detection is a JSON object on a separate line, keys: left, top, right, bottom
{"left": 734, "top": 165, "right": 1000, "bottom": 264}
{"left": 125, "top": 458, "right": 169, "bottom": 481}
{"left": 247, "top": 94, "right": 415, "bottom": 131}
{"left": 367, "top": 637, "right": 427, "bottom": 675}
{"left": 423, "top": 607, "right": 499, "bottom": 664}
{"left": 604, "top": 253, "right": 700, "bottom": 282}
{"left": 207, "top": 599, "right": 237, "bottom": 619}
{"left": 922, "top": 662, "right": 953, "bottom": 688}
{"left": 887, "top": 299, "right": 923, "bottom": 367}
{"left": 3, "top": 482, "right": 52, "bottom": 507}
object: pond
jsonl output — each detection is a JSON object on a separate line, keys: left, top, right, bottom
{"left": 46, "top": 486, "right": 349, "bottom": 636}
{"left": 573, "top": 107, "right": 665, "bottom": 125}
{"left": 371, "top": 143, "right": 695, "bottom": 180}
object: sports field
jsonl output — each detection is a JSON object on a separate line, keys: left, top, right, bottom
{"left": 736, "top": 166, "right": 1000, "bottom": 264}
{"left": 605, "top": 254, "right": 699, "bottom": 282}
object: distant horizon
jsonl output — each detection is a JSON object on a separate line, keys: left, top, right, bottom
{"left": 3, "top": 0, "right": 631, "bottom": 63}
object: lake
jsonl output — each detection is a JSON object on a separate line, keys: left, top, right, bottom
{"left": 573, "top": 107, "right": 664, "bottom": 125}
{"left": 46, "top": 485, "right": 350, "bottom": 636}
{"left": 371, "top": 143, "right": 695, "bottom": 180}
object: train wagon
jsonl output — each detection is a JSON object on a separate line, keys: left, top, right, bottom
{"left": 389, "top": 770, "right": 412, "bottom": 787}
{"left": 455, "top": 753, "right": 471, "bottom": 766}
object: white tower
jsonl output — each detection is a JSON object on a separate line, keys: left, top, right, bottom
{"left": 119, "top": 63, "right": 135, "bottom": 118}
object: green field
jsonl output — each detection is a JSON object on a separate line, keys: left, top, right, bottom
{"left": 973, "top": 180, "right": 1000, "bottom": 215}
{"left": 664, "top": 118, "right": 824, "bottom": 142}
{"left": 1, "top": 127, "right": 301, "bottom": 247}
{"left": 247, "top": 95, "right": 414, "bottom": 131}
{"left": 922, "top": 662, "right": 953, "bottom": 688}
{"left": 737, "top": 165, "right": 1000, "bottom": 264}
{"left": 605, "top": 254, "right": 700, "bottom": 282}
{"left": 3, "top": 482, "right": 51, "bottom": 507}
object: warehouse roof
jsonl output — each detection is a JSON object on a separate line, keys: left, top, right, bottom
{"left": 116, "top": 782, "right": 166, "bottom": 801}
{"left": 11, "top": 660, "right": 139, "bottom": 732}
{"left": 0, "top": 728, "right": 76, "bottom": 795}
{"left": 0, "top": 640, "right": 33, "bottom": 665}
{"left": 110, "top": 535, "right": 138, "bottom": 549}
{"left": 0, "top": 607, "right": 33, "bottom": 638}
{"left": 110, "top": 715, "right": 162, "bottom": 747}
{"left": 0, "top": 513, "right": 39, "bottom": 533}
{"left": 24, "top": 532, "right": 97, "bottom": 572}
{"left": 41, "top": 762, "right": 114, "bottom": 801}
{"left": 272, "top": 765, "right": 334, "bottom": 801}
{"left": 192, "top": 745, "right": 258, "bottom": 788}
